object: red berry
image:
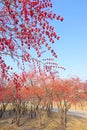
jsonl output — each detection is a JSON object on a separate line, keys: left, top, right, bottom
{"left": 9, "top": 44, "right": 14, "bottom": 51}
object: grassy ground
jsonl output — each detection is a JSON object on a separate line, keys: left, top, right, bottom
{"left": 0, "top": 112, "right": 87, "bottom": 130}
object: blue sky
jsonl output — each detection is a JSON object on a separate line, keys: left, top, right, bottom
{"left": 1, "top": 0, "right": 87, "bottom": 81}
{"left": 50, "top": 0, "right": 87, "bottom": 81}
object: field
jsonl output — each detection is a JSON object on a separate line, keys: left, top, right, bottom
{"left": 0, "top": 111, "right": 87, "bottom": 130}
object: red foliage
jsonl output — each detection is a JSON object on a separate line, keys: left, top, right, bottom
{"left": 52, "top": 77, "right": 85, "bottom": 105}
{"left": 0, "top": 71, "right": 86, "bottom": 109}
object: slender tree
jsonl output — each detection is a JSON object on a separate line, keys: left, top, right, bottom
{"left": 53, "top": 77, "right": 84, "bottom": 130}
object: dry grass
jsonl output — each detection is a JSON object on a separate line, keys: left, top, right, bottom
{"left": 67, "top": 116, "right": 87, "bottom": 130}
{"left": 53, "top": 101, "right": 87, "bottom": 110}
{"left": 71, "top": 102, "right": 87, "bottom": 110}
{"left": 0, "top": 112, "right": 87, "bottom": 130}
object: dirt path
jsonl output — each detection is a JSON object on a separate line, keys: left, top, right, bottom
{"left": 68, "top": 110, "right": 87, "bottom": 118}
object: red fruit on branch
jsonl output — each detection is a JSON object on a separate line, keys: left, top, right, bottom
{"left": 9, "top": 44, "right": 14, "bottom": 51}
{"left": 30, "top": 10, "right": 34, "bottom": 17}
{"left": 60, "top": 17, "right": 64, "bottom": 22}
{"left": 57, "top": 36, "right": 60, "bottom": 40}
{"left": 5, "top": 40, "right": 10, "bottom": 45}
{"left": 0, "top": 0, "right": 64, "bottom": 80}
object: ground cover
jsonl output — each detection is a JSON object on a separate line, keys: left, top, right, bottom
{"left": 0, "top": 112, "right": 87, "bottom": 130}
